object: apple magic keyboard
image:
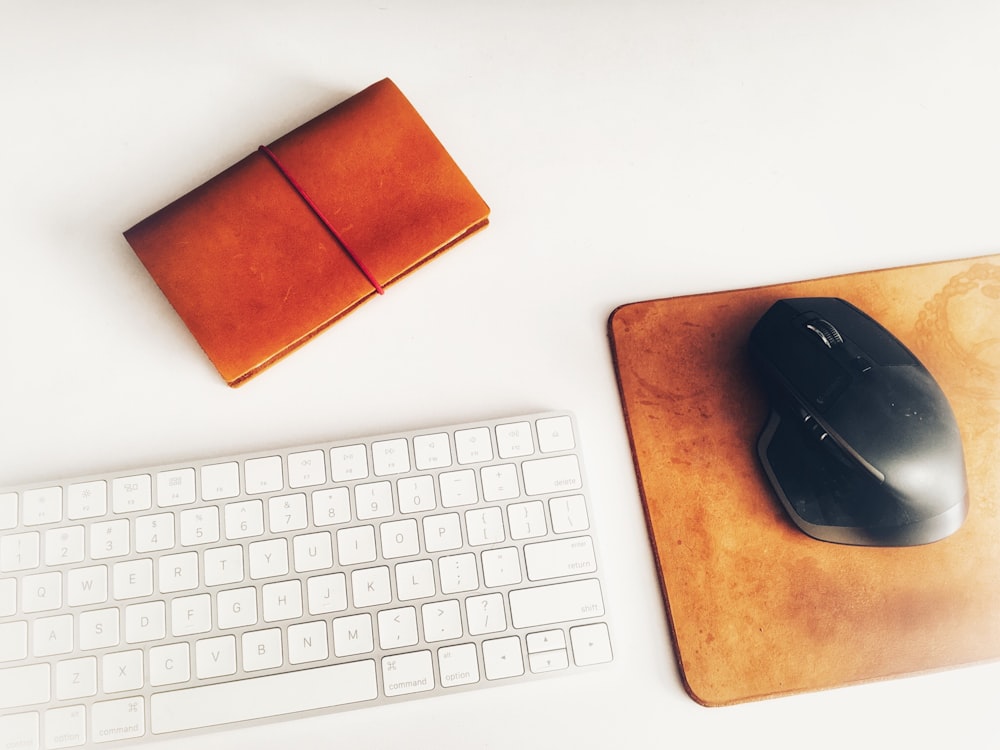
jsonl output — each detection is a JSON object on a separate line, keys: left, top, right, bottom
{"left": 0, "top": 411, "right": 612, "bottom": 748}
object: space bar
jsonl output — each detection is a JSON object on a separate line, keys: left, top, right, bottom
{"left": 150, "top": 660, "right": 378, "bottom": 734}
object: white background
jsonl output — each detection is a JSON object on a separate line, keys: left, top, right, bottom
{"left": 2, "top": 1, "right": 999, "bottom": 748}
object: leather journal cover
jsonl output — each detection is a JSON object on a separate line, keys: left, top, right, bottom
{"left": 125, "top": 78, "right": 490, "bottom": 386}
{"left": 608, "top": 254, "right": 1000, "bottom": 706}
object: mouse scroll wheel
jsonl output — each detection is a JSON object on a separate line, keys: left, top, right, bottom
{"left": 805, "top": 319, "right": 844, "bottom": 348}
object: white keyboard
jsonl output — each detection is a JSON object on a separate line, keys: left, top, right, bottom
{"left": 0, "top": 412, "right": 612, "bottom": 748}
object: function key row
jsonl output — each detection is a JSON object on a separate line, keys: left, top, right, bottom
{"left": 0, "top": 416, "right": 576, "bottom": 530}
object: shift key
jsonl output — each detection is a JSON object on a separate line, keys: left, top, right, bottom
{"left": 509, "top": 579, "right": 605, "bottom": 628}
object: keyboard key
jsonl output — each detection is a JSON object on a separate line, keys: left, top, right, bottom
{"left": 0, "top": 663, "right": 49, "bottom": 708}
{"left": 79, "top": 608, "right": 119, "bottom": 651}
{"left": 507, "top": 500, "right": 547, "bottom": 540}
{"left": 481, "top": 463, "right": 519, "bottom": 502}
{"left": 249, "top": 538, "right": 289, "bottom": 579}
{"left": 135, "top": 512, "right": 175, "bottom": 553}
{"left": 482, "top": 636, "right": 524, "bottom": 680}
{"left": 337, "top": 525, "right": 376, "bottom": 565}
{"left": 22, "top": 486, "right": 63, "bottom": 526}
{"left": 351, "top": 566, "right": 391, "bottom": 607}
{"left": 306, "top": 573, "right": 348, "bottom": 615}
{"left": 261, "top": 580, "right": 302, "bottom": 622}
{"left": 195, "top": 635, "right": 237, "bottom": 679}
{"left": 287, "top": 449, "right": 327, "bottom": 488}
{"left": 149, "top": 642, "right": 190, "bottom": 686}
{"left": 332, "top": 613, "right": 373, "bottom": 657}
{"left": 355, "top": 481, "right": 394, "bottom": 520}
{"left": 180, "top": 506, "right": 220, "bottom": 546}
{"left": 550, "top": 494, "right": 590, "bottom": 533}
{"left": 454, "top": 426, "right": 493, "bottom": 464}
{"left": 32, "top": 614, "right": 73, "bottom": 656}
{"left": 481, "top": 547, "right": 522, "bottom": 587}
{"left": 71, "top": 665, "right": 105, "bottom": 710}
{"left": 521, "top": 455, "right": 582, "bottom": 496}
{"left": 0, "top": 621, "right": 28, "bottom": 662}
{"left": 0, "top": 711, "right": 37, "bottom": 750}
{"left": 292, "top": 531, "right": 333, "bottom": 572}
{"left": 536, "top": 415, "right": 575, "bottom": 452}
{"left": 91, "top": 695, "right": 145, "bottom": 742}
{"left": 438, "top": 553, "right": 478, "bottom": 594}
{"left": 439, "top": 469, "right": 478, "bottom": 507}
{"left": 0, "top": 492, "right": 17, "bottom": 529}
{"left": 90, "top": 519, "right": 130, "bottom": 560}
{"left": 379, "top": 519, "right": 420, "bottom": 559}
{"left": 397, "top": 475, "right": 436, "bottom": 513}
{"left": 216, "top": 588, "right": 257, "bottom": 629}
{"left": 156, "top": 468, "right": 196, "bottom": 507}
{"left": 287, "top": 620, "right": 328, "bottom": 664}
{"left": 438, "top": 642, "right": 480, "bottom": 687}
{"left": 102, "top": 649, "right": 144, "bottom": 693}
{"left": 423, "top": 513, "right": 462, "bottom": 552}
{"left": 241, "top": 627, "right": 282, "bottom": 672}
{"left": 158, "top": 551, "right": 199, "bottom": 593}
{"left": 311, "top": 487, "right": 351, "bottom": 526}
{"left": 0, "top": 531, "right": 39, "bottom": 572}
{"left": 113, "top": 558, "right": 153, "bottom": 600}
{"left": 371, "top": 438, "right": 410, "bottom": 476}
{"left": 508, "top": 578, "right": 605, "bottom": 628}
{"left": 244, "top": 456, "right": 283, "bottom": 494}
{"left": 67, "top": 480, "right": 107, "bottom": 519}
{"left": 44, "top": 524, "right": 85, "bottom": 565}
{"left": 0, "top": 578, "right": 15, "bottom": 616}
{"left": 21, "top": 571, "right": 61, "bottom": 612}
{"left": 421, "top": 600, "right": 463, "bottom": 642}
{"left": 465, "top": 507, "right": 505, "bottom": 546}
{"left": 125, "top": 600, "right": 166, "bottom": 643}
{"left": 224, "top": 499, "right": 264, "bottom": 540}
{"left": 45, "top": 703, "right": 88, "bottom": 747}
{"left": 67, "top": 565, "right": 108, "bottom": 607}
{"left": 570, "top": 622, "right": 613, "bottom": 666}
{"left": 112, "top": 475, "right": 151, "bottom": 513}
{"left": 149, "top": 661, "right": 377, "bottom": 734}
{"left": 523, "top": 536, "right": 597, "bottom": 581}
{"left": 394, "top": 559, "right": 435, "bottom": 601}
{"left": 413, "top": 433, "right": 452, "bottom": 470}
{"left": 466, "top": 592, "right": 506, "bottom": 635}
{"left": 382, "top": 650, "right": 434, "bottom": 696}
{"left": 203, "top": 545, "right": 243, "bottom": 586}
{"left": 201, "top": 462, "right": 240, "bottom": 501}
{"left": 329, "top": 444, "right": 368, "bottom": 481}
{"left": 377, "top": 606, "right": 419, "bottom": 649}
{"left": 170, "top": 593, "right": 212, "bottom": 637}
{"left": 495, "top": 421, "right": 534, "bottom": 458}
{"left": 268, "top": 493, "right": 308, "bottom": 532}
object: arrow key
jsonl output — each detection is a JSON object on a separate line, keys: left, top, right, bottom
{"left": 569, "top": 623, "right": 613, "bottom": 667}
{"left": 482, "top": 636, "right": 524, "bottom": 680}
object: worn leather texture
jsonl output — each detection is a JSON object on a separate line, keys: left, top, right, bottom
{"left": 125, "top": 78, "right": 490, "bottom": 386}
{"left": 608, "top": 254, "right": 1000, "bottom": 706}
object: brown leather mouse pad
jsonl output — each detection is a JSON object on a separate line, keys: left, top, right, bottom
{"left": 608, "top": 254, "right": 1000, "bottom": 706}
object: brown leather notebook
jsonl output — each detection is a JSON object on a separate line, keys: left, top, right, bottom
{"left": 608, "top": 254, "right": 1000, "bottom": 706}
{"left": 125, "top": 78, "right": 490, "bottom": 386}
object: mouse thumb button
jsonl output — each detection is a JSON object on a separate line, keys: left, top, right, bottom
{"left": 850, "top": 356, "right": 874, "bottom": 374}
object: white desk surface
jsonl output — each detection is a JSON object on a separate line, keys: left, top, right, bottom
{"left": 3, "top": 2, "right": 999, "bottom": 747}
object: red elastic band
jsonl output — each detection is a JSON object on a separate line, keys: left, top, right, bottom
{"left": 258, "top": 144, "right": 385, "bottom": 295}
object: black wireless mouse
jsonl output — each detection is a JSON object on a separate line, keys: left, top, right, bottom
{"left": 749, "top": 297, "right": 968, "bottom": 546}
